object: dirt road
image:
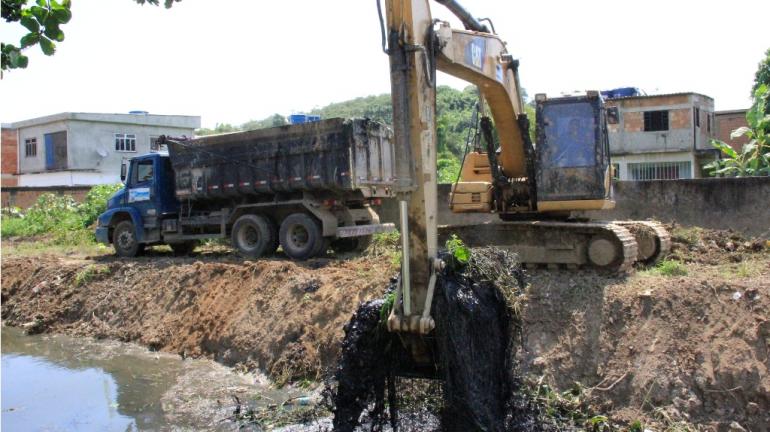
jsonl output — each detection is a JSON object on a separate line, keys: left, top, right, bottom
{"left": 2, "top": 227, "right": 768, "bottom": 430}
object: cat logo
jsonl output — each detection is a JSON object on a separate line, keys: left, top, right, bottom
{"left": 465, "top": 38, "right": 486, "bottom": 71}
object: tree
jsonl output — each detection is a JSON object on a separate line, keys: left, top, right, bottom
{"left": 1, "top": 0, "right": 72, "bottom": 71}
{"left": 752, "top": 48, "right": 770, "bottom": 114}
{"left": 705, "top": 85, "right": 769, "bottom": 177}
{"left": 1, "top": 0, "right": 180, "bottom": 72}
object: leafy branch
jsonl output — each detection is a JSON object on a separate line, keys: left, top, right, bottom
{"left": 1, "top": 0, "right": 71, "bottom": 71}
{"left": 1, "top": 0, "right": 181, "bottom": 72}
{"left": 705, "top": 84, "right": 770, "bottom": 177}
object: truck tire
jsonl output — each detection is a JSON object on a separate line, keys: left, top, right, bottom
{"left": 113, "top": 220, "right": 142, "bottom": 257}
{"left": 170, "top": 241, "right": 198, "bottom": 256}
{"left": 331, "top": 235, "right": 371, "bottom": 254}
{"left": 279, "top": 213, "right": 323, "bottom": 260}
{"left": 232, "top": 214, "right": 276, "bottom": 258}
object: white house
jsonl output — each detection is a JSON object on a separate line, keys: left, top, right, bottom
{"left": 3, "top": 112, "right": 200, "bottom": 187}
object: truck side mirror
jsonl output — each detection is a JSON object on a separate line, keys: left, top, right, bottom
{"left": 120, "top": 162, "right": 127, "bottom": 183}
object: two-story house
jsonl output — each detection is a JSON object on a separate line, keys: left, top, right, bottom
{"left": 2, "top": 112, "right": 200, "bottom": 187}
{"left": 605, "top": 93, "right": 719, "bottom": 180}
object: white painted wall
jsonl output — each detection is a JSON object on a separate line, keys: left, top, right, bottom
{"left": 18, "top": 171, "right": 121, "bottom": 187}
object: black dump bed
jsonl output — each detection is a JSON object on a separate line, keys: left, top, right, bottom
{"left": 166, "top": 118, "right": 397, "bottom": 202}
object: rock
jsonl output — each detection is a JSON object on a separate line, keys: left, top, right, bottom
{"left": 746, "top": 402, "right": 759, "bottom": 415}
{"left": 728, "top": 421, "right": 746, "bottom": 432}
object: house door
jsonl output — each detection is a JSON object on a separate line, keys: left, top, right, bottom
{"left": 44, "top": 131, "right": 67, "bottom": 170}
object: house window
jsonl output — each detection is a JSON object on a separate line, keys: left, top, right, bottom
{"left": 24, "top": 137, "right": 37, "bottom": 157}
{"left": 115, "top": 133, "right": 136, "bottom": 152}
{"left": 707, "top": 114, "right": 712, "bottom": 133}
{"left": 694, "top": 107, "right": 700, "bottom": 127}
{"left": 611, "top": 163, "right": 620, "bottom": 180}
{"left": 628, "top": 161, "right": 691, "bottom": 180}
{"left": 606, "top": 107, "right": 619, "bottom": 124}
{"left": 643, "top": 111, "right": 669, "bottom": 132}
{"left": 149, "top": 136, "right": 167, "bottom": 153}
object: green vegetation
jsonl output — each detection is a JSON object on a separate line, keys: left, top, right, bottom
{"left": 74, "top": 264, "right": 110, "bottom": 287}
{"left": 445, "top": 234, "right": 470, "bottom": 267}
{"left": 1, "top": 0, "right": 72, "bottom": 71}
{"left": 1, "top": 184, "right": 122, "bottom": 245}
{"left": 752, "top": 48, "right": 770, "bottom": 113}
{"left": 650, "top": 259, "right": 688, "bottom": 277}
{"left": 706, "top": 49, "right": 770, "bottom": 177}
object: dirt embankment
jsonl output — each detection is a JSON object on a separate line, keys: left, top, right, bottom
{"left": 1, "top": 253, "right": 395, "bottom": 383}
{"left": 1, "top": 227, "right": 768, "bottom": 430}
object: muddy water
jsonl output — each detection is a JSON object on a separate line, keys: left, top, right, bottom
{"left": 1, "top": 326, "right": 299, "bottom": 431}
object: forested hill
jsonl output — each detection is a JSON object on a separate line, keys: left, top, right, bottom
{"left": 196, "top": 85, "right": 534, "bottom": 182}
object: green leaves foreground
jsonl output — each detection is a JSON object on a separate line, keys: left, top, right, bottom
{"left": 1, "top": 0, "right": 72, "bottom": 71}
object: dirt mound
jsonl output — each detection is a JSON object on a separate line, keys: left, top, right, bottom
{"left": 520, "top": 259, "right": 769, "bottom": 430}
{"left": 1, "top": 253, "right": 395, "bottom": 383}
{"left": 667, "top": 224, "right": 767, "bottom": 265}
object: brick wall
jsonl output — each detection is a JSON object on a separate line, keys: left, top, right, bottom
{"left": 1, "top": 186, "right": 91, "bottom": 209}
{"left": 1, "top": 127, "right": 18, "bottom": 186}
{"left": 669, "top": 108, "right": 692, "bottom": 129}
{"left": 715, "top": 111, "right": 749, "bottom": 151}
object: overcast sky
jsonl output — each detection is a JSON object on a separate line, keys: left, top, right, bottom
{"left": 1, "top": 0, "right": 768, "bottom": 128}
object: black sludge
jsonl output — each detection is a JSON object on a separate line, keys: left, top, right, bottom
{"left": 331, "top": 248, "right": 543, "bottom": 431}
{"left": 432, "top": 270, "right": 512, "bottom": 431}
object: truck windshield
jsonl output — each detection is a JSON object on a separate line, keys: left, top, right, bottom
{"left": 131, "top": 160, "right": 154, "bottom": 185}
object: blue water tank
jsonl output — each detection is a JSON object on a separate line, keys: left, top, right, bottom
{"left": 288, "top": 114, "right": 321, "bottom": 125}
{"left": 288, "top": 114, "right": 307, "bottom": 124}
{"left": 600, "top": 87, "right": 643, "bottom": 99}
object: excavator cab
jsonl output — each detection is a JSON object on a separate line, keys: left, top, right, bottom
{"left": 534, "top": 93, "right": 615, "bottom": 212}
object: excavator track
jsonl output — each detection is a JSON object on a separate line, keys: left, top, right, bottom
{"left": 438, "top": 220, "right": 639, "bottom": 273}
{"left": 615, "top": 220, "right": 671, "bottom": 265}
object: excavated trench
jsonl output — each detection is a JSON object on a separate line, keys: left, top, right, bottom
{"left": 329, "top": 247, "right": 552, "bottom": 431}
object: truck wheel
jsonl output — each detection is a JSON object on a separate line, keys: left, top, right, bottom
{"left": 331, "top": 235, "right": 371, "bottom": 254}
{"left": 113, "top": 220, "right": 141, "bottom": 257}
{"left": 232, "top": 214, "right": 276, "bottom": 258}
{"left": 170, "top": 241, "right": 198, "bottom": 256}
{"left": 279, "top": 213, "right": 323, "bottom": 260}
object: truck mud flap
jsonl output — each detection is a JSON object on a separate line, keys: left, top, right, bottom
{"left": 336, "top": 223, "right": 396, "bottom": 238}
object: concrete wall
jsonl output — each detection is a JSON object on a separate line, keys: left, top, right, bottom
{"left": 715, "top": 110, "right": 749, "bottom": 151}
{"left": 1, "top": 127, "right": 18, "bottom": 186}
{"left": 583, "top": 178, "right": 770, "bottom": 237}
{"left": 65, "top": 119, "right": 190, "bottom": 175}
{"left": 377, "top": 179, "right": 770, "bottom": 237}
{"left": 1, "top": 186, "right": 92, "bottom": 209}
{"left": 18, "top": 171, "right": 121, "bottom": 187}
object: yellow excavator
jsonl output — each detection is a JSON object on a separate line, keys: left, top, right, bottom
{"left": 379, "top": 0, "right": 670, "bottom": 335}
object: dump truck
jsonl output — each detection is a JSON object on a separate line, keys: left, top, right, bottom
{"left": 95, "top": 118, "right": 396, "bottom": 259}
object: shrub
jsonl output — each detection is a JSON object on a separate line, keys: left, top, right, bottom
{"left": 78, "top": 183, "right": 122, "bottom": 227}
{"left": 0, "top": 183, "right": 122, "bottom": 245}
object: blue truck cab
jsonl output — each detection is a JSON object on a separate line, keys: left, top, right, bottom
{"left": 96, "top": 153, "right": 191, "bottom": 256}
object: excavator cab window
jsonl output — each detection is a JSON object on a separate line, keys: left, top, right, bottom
{"left": 535, "top": 95, "right": 610, "bottom": 202}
